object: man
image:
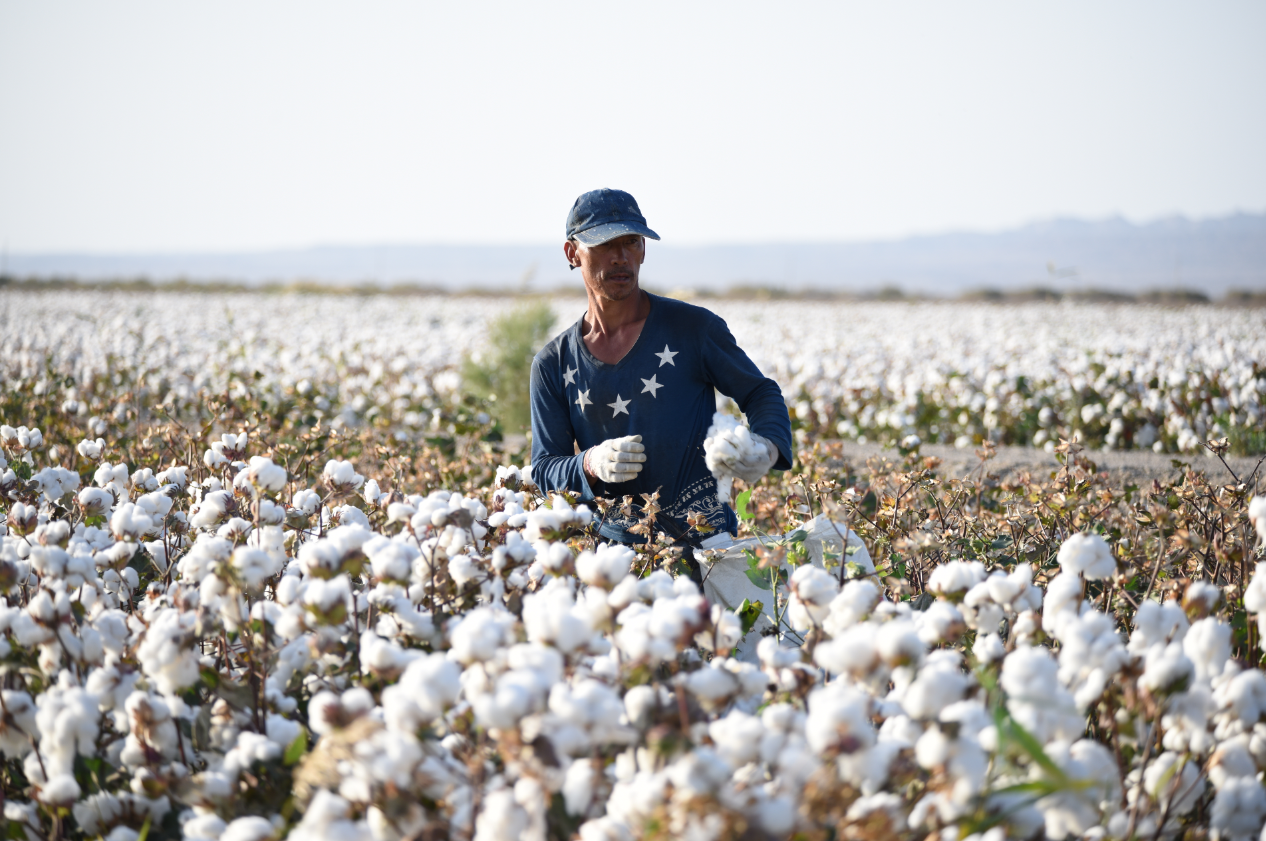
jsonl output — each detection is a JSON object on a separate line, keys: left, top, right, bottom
{"left": 529, "top": 188, "right": 793, "bottom": 554}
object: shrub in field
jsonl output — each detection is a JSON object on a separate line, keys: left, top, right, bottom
{"left": 461, "top": 300, "right": 556, "bottom": 438}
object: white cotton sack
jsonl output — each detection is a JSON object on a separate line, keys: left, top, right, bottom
{"left": 704, "top": 412, "right": 769, "bottom": 506}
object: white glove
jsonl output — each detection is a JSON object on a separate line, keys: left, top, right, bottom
{"left": 732, "top": 431, "right": 778, "bottom": 484}
{"left": 704, "top": 413, "right": 780, "bottom": 504}
{"left": 585, "top": 435, "right": 646, "bottom": 483}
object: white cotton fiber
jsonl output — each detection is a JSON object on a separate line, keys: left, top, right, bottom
{"left": 704, "top": 411, "right": 769, "bottom": 506}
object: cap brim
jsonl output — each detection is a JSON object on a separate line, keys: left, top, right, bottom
{"left": 572, "top": 221, "right": 660, "bottom": 247}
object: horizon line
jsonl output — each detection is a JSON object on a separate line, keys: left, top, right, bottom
{"left": 5, "top": 208, "right": 1264, "bottom": 258}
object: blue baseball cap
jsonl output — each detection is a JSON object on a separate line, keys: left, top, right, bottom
{"left": 565, "top": 188, "right": 661, "bottom": 247}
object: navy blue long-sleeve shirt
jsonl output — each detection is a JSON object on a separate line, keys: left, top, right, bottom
{"left": 529, "top": 293, "right": 792, "bottom": 544}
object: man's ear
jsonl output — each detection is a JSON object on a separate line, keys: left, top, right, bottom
{"left": 563, "top": 240, "right": 580, "bottom": 270}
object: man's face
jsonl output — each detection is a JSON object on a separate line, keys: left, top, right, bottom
{"left": 566, "top": 234, "right": 646, "bottom": 304}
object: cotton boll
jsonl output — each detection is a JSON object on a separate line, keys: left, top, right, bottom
{"left": 1184, "top": 617, "right": 1232, "bottom": 682}
{"left": 874, "top": 619, "right": 923, "bottom": 669}
{"left": 119, "top": 692, "right": 178, "bottom": 769}
{"left": 287, "top": 790, "right": 361, "bottom": 841}
{"left": 695, "top": 604, "right": 743, "bottom": 654}
{"left": 1249, "top": 496, "right": 1266, "bottom": 547}
{"left": 301, "top": 575, "right": 352, "bottom": 625}
{"left": 473, "top": 787, "right": 529, "bottom": 841}
{"left": 136, "top": 608, "right": 200, "bottom": 694}
{"left": 823, "top": 579, "right": 881, "bottom": 635}
{"left": 231, "top": 547, "right": 282, "bottom": 591}
{"left": 536, "top": 542, "right": 574, "bottom": 576}
{"left": 926, "top": 560, "right": 986, "bottom": 600}
{"left": 368, "top": 541, "right": 417, "bottom": 584}
{"left": 189, "top": 490, "right": 233, "bottom": 529}
{"left": 291, "top": 488, "right": 321, "bottom": 516}
{"left": 1056, "top": 532, "right": 1116, "bottom": 580}
{"left": 1184, "top": 580, "right": 1223, "bottom": 620}
{"left": 0, "top": 690, "right": 37, "bottom": 758}
{"left": 575, "top": 543, "right": 635, "bottom": 589}
{"left": 93, "top": 462, "right": 129, "bottom": 494}
{"left": 805, "top": 680, "right": 875, "bottom": 756}
{"left": 220, "top": 816, "right": 277, "bottom": 841}
{"left": 1209, "top": 776, "right": 1266, "bottom": 841}
{"left": 576, "top": 816, "right": 633, "bottom": 841}
{"left": 961, "top": 582, "right": 1004, "bottom": 634}
{"left": 1042, "top": 572, "right": 1087, "bottom": 633}
{"left": 1244, "top": 562, "right": 1266, "bottom": 637}
{"left": 787, "top": 565, "right": 839, "bottom": 631}
{"left": 1130, "top": 598, "right": 1190, "bottom": 653}
{"left": 709, "top": 710, "right": 766, "bottom": 767}
{"left": 1053, "top": 608, "right": 1128, "bottom": 710}
{"left": 1215, "top": 669, "right": 1266, "bottom": 728}
{"left": 223, "top": 731, "right": 282, "bottom": 778}
{"left": 33, "top": 466, "right": 81, "bottom": 503}
{"left": 1001, "top": 646, "right": 1082, "bottom": 743}
{"left": 901, "top": 651, "right": 971, "bottom": 721}
{"left": 563, "top": 758, "right": 598, "bottom": 816}
{"left": 448, "top": 607, "right": 516, "bottom": 664}
{"left": 322, "top": 460, "right": 365, "bottom": 494}
{"left": 1141, "top": 641, "right": 1195, "bottom": 696}
{"left": 38, "top": 773, "right": 81, "bottom": 806}
{"left": 684, "top": 664, "right": 743, "bottom": 711}
{"left": 130, "top": 468, "right": 158, "bottom": 493}
{"left": 1038, "top": 739, "right": 1120, "bottom": 839}
{"left": 156, "top": 464, "right": 188, "bottom": 491}
{"left": 77, "top": 437, "right": 106, "bottom": 460}
{"left": 1209, "top": 735, "right": 1257, "bottom": 790}
{"left": 915, "top": 600, "right": 966, "bottom": 646}
{"left": 110, "top": 503, "right": 153, "bottom": 541}
{"left": 79, "top": 486, "right": 114, "bottom": 519}
{"left": 815, "top": 622, "right": 880, "bottom": 681}
{"left": 332, "top": 505, "right": 369, "bottom": 529}
{"left": 758, "top": 795, "right": 797, "bottom": 835}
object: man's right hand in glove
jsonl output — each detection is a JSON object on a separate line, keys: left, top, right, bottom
{"left": 584, "top": 435, "right": 646, "bottom": 483}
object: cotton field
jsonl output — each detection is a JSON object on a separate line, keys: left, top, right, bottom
{"left": 1, "top": 287, "right": 1265, "bottom": 840}
{"left": 1, "top": 289, "right": 1263, "bottom": 455}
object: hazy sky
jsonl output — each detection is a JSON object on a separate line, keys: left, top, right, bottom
{"left": 2, "top": 1, "right": 1263, "bottom": 252}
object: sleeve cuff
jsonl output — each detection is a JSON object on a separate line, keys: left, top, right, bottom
{"left": 575, "top": 452, "right": 598, "bottom": 500}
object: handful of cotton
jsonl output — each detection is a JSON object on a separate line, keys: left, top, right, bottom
{"left": 704, "top": 411, "right": 777, "bottom": 505}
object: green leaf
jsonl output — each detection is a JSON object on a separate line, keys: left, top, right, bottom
{"left": 991, "top": 780, "right": 1064, "bottom": 797}
{"left": 736, "top": 489, "right": 754, "bottom": 521}
{"left": 998, "top": 709, "right": 1068, "bottom": 784}
{"left": 284, "top": 728, "right": 309, "bottom": 766}
{"left": 786, "top": 529, "right": 808, "bottom": 543}
{"left": 736, "top": 598, "right": 764, "bottom": 635}
{"left": 743, "top": 550, "right": 772, "bottom": 591}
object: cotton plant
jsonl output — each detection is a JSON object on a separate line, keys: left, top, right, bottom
{"left": 3, "top": 386, "right": 1266, "bottom": 841}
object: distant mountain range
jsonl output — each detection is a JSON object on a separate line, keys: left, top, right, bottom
{"left": 6, "top": 213, "right": 1264, "bottom": 296}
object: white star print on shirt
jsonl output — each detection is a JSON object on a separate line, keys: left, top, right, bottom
{"left": 655, "top": 345, "right": 678, "bottom": 367}
{"left": 563, "top": 365, "right": 577, "bottom": 386}
{"left": 608, "top": 394, "right": 630, "bottom": 416}
{"left": 575, "top": 389, "right": 592, "bottom": 411}
{"left": 640, "top": 375, "right": 663, "bottom": 397}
